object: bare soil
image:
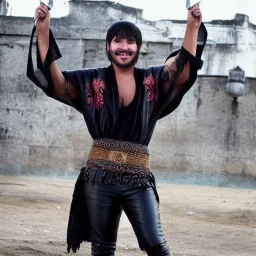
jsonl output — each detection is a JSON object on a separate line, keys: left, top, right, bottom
{"left": 0, "top": 175, "right": 255, "bottom": 256}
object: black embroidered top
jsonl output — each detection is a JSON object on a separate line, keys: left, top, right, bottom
{"left": 27, "top": 26, "right": 207, "bottom": 145}
{"left": 26, "top": 23, "right": 208, "bottom": 253}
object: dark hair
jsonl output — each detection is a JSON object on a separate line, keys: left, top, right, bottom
{"left": 106, "top": 21, "right": 142, "bottom": 49}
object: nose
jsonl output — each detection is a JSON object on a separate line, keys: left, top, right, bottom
{"left": 120, "top": 40, "right": 128, "bottom": 50}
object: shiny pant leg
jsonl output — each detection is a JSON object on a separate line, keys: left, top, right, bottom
{"left": 121, "top": 186, "right": 170, "bottom": 256}
{"left": 84, "top": 182, "right": 170, "bottom": 256}
{"left": 84, "top": 182, "right": 122, "bottom": 256}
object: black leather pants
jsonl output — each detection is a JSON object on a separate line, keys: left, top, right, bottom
{"left": 84, "top": 179, "right": 170, "bottom": 256}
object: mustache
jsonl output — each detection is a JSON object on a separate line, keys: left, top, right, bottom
{"left": 115, "top": 49, "right": 133, "bottom": 55}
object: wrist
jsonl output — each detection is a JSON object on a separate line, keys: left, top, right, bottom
{"left": 37, "top": 28, "right": 50, "bottom": 39}
{"left": 184, "top": 27, "right": 199, "bottom": 40}
{"left": 186, "top": 23, "right": 200, "bottom": 32}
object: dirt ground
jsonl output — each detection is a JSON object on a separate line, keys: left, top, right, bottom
{"left": 0, "top": 175, "right": 255, "bottom": 256}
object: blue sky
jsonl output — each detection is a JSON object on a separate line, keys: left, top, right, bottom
{"left": 6, "top": 0, "right": 256, "bottom": 24}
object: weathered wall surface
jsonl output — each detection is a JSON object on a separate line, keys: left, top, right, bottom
{"left": 0, "top": 0, "right": 256, "bottom": 178}
{"left": 150, "top": 77, "right": 256, "bottom": 178}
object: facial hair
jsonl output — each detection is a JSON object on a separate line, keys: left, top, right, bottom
{"left": 107, "top": 49, "right": 140, "bottom": 69}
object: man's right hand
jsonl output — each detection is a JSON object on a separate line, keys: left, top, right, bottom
{"left": 34, "top": 4, "right": 50, "bottom": 34}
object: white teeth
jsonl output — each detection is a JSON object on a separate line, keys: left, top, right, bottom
{"left": 116, "top": 52, "right": 130, "bottom": 56}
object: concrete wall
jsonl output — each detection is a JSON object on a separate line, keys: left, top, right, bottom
{"left": 151, "top": 77, "right": 256, "bottom": 178}
{"left": 0, "top": 0, "right": 256, "bottom": 178}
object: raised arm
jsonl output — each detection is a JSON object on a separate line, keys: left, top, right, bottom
{"left": 34, "top": 4, "right": 78, "bottom": 100}
{"left": 161, "top": 5, "right": 203, "bottom": 96}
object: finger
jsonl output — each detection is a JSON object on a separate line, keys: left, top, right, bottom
{"left": 38, "top": 6, "right": 48, "bottom": 15}
{"left": 192, "top": 9, "right": 201, "bottom": 14}
{"left": 193, "top": 13, "right": 201, "bottom": 18}
{"left": 35, "top": 5, "right": 48, "bottom": 16}
{"left": 192, "top": 12, "right": 200, "bottom": 18}
{"left": 40, "top": 4, "right": 49, "bottom": 14}
{"left": 36, "top": 10, "right": 45, "bottom": 18}
{"left": 192, "top": 9, "right": 201, "bottom": 17}
{"left": 34, "top": 11, "right": 46, "bottom": 23}
{"left": 35, "top": 6, "right": 41, "bottom": 15}
{"left": 34, "top": 11, "right": 40, "bottom": 21}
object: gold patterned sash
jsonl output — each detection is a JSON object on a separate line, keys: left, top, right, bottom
{"left": 86, "top": 139, "right": 150, "bottom": 175}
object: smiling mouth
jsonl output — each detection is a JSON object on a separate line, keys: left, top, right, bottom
{"left": 115, "top": 50, "right": 133, "bottom": 56}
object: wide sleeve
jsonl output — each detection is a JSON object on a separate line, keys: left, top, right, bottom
{"left": 158, "top": 22, "right": 208, "bottom": 119}
{"left": 26, "top": 26, "right": 83, "bottom": 113}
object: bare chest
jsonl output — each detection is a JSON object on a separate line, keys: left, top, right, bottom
{"left": 116, "top": 76, "right": 136, "bottom": 107}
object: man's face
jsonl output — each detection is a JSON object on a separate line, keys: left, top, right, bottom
{"left": 107, "top": 37, "right": 140, "bottom": 69}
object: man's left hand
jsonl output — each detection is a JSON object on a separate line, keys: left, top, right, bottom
{"left": 187, "top": 5, "right": 202, "bottom": 31}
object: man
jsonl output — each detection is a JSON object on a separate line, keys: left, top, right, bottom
{"left": 27, "top": 3, "right": 207, "bottom": 256}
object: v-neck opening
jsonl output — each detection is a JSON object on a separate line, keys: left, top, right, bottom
{"left": 106, "top": 65, "right": 144, "bottom": 142}
{"left": 110, "top": 65, "right": 138, "bottom": 109}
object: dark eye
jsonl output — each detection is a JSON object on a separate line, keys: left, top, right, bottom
{"left": 127, "top": 38, "right": 135, "bottom": 44}
{"left": 113, "top": 38, "right": 121, "bottom": 43}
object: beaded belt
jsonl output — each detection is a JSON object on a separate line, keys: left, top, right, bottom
{"left": 86, "top": 139, "right": 150, "bottom": 175}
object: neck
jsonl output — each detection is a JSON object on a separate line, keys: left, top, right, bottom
{"left": 112, "top": 63, "right": 135, "bottom": 75}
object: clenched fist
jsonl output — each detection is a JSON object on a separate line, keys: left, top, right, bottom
{"left": 34, "top": 4, "right": 51, "bottom": 34}
{"left": 187, "top": 5, "right": 202, "bottom": 31}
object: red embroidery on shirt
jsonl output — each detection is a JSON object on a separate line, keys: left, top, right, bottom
{"left": 143, "top": 75, "right": 158, "bottom": 102}
{"left": 87, "top": 79, "right": 105, "bottom": 110}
